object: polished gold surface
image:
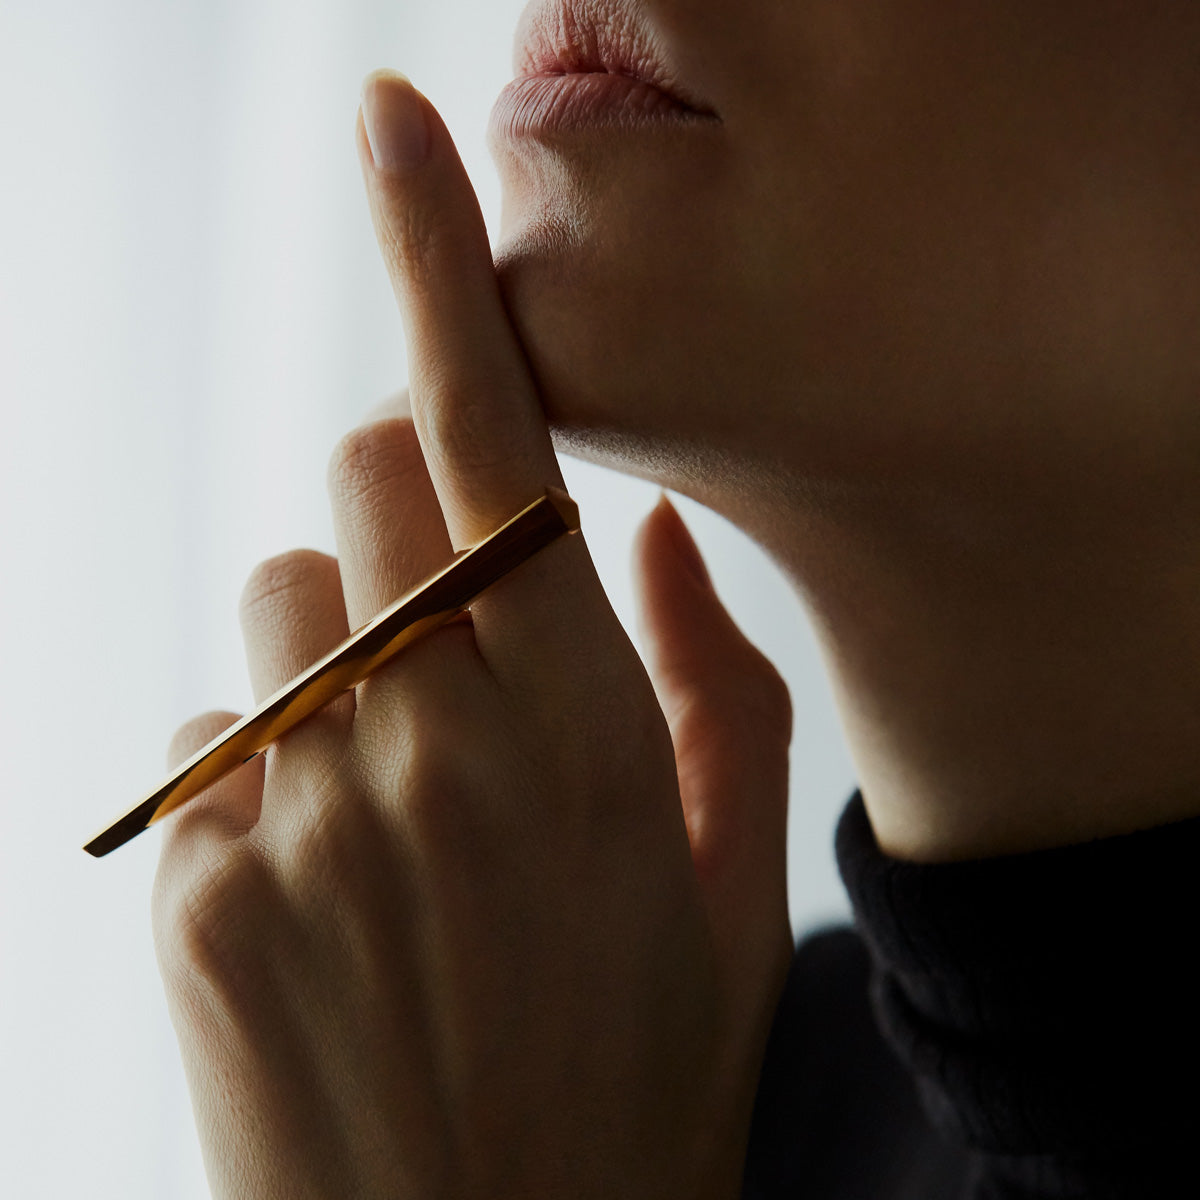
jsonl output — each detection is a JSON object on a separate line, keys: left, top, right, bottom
{"left": 84, "top": 487, "right": 580, "bottom": 858}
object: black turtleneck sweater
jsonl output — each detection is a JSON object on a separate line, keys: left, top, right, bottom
{"left": 742, "top": 793, "right": 1199, "bottom": 1198}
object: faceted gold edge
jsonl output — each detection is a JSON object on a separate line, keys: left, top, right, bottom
{"left": 83, "top": 487, "right": 579, "bottom": 858}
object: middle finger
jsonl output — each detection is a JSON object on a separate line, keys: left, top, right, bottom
{"left": 327, "top": 414, "right": 453, "bottom": 633}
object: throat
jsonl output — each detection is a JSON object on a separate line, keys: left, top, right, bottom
{"left": 766, "top": 483, "right": 1200, "bottom": 862}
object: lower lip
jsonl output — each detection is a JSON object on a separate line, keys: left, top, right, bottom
{"left": 489, "top": 73, "right": 714, "bottom": 141}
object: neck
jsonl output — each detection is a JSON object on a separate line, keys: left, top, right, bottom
{"left": 732, "top": 468, "right": 1200, "bottom": 861}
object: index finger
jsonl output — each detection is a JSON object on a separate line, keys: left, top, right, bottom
{"left": 358, "top": 70, "right": 562, "bottom": 553}
{"left": 356, "top": 71, "right": 621, "bottom": 670}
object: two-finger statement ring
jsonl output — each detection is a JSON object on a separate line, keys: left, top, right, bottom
{"left": 83, "top": 487, "right": 580, "bottom": 858}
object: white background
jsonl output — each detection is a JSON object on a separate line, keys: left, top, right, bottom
{"left": 0, "top": 1, "right": 855, "bottom": 1194}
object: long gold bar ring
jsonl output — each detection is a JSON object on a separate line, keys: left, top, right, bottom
{"left": 83, "top": 487, "right": 580, "bottom": 858}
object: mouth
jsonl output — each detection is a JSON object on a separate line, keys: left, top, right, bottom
{"left": 490, "top": 0, "right": 718, "bottom": 141}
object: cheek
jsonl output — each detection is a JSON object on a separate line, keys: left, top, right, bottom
{"left": 730, "top": 4, "right": 1200, "bottom": 469}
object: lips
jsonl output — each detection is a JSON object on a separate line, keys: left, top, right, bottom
{"left": 515, "top": 0, "right": 711, "bottom": 113}
{"left": 491, "top": 0, "right": 718, "bottom": 139}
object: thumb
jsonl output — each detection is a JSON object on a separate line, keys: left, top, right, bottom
{"left": 635, "top": 496, "right": 793, "bottom": 1001}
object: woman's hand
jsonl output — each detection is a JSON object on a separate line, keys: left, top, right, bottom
{"left": 152, "top": 71, "right": 793, "bottom": 1200}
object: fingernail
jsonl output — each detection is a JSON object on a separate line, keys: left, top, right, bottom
{"left": 658, "top": 493, "right": 713, "bottom": 590}
{"left": 362, "top": 70, "right": 430, "bottom": 173}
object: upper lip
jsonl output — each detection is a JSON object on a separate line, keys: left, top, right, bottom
{"left": 512, "top": 0, "right": 716, "bottom": 116}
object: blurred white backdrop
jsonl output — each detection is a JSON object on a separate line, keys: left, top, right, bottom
{"left": 0, "top": 0, "right": 854, "bottom": 1194}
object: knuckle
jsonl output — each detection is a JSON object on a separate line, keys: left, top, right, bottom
{"left": 262, "top": 741, "right": 396, "bottom": 897}
{"left": 153, "top": 842, "right": 274, "bottom": 997}
{"left": 424, "top": 380, "right": 532, "bottom": 477}
{"left": 391, "top": 719, "right": 484, "bottom": 848}
{"left": 239, "top": 549, "right": 333, "bottom": 623}
{"left": 168, "top": 710, "right": 240, "bottom": 768}
{"left": 326, "top": 418, "right": 422, "bottom": 507}
{"left": 382, "top": 205, "right": 455, "bottom": 285}
{"left": 282, "top": 794, "right": 379, "bottom": 897}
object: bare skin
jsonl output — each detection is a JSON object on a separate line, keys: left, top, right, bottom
{"left": 154, "top": 74, "right": 791, "bottom": 1198}
{"left": 154, "top": 1, "right": 1200, "bottom": 1194}
{"left": 491, "top": 0, "right": 1200, "bottom": 860}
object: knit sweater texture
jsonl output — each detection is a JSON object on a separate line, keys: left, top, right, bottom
{"left": 742, "top": 792, "right": 1198, "bottom": 1198}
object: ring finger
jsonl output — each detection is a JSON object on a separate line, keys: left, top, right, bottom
{"left": 238, "top": 547, "right": 354, "bottom": 758}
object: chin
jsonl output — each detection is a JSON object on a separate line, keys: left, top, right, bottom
{"left": 491, "top": 135, "right": 784, "bottom": 507}
{"left": 495, "top": 225, "right": 721, "bottom": 507}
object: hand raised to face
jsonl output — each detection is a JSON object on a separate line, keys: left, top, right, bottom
{"left": 151, "top": 71, "right": 793, "bottom": 1200}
